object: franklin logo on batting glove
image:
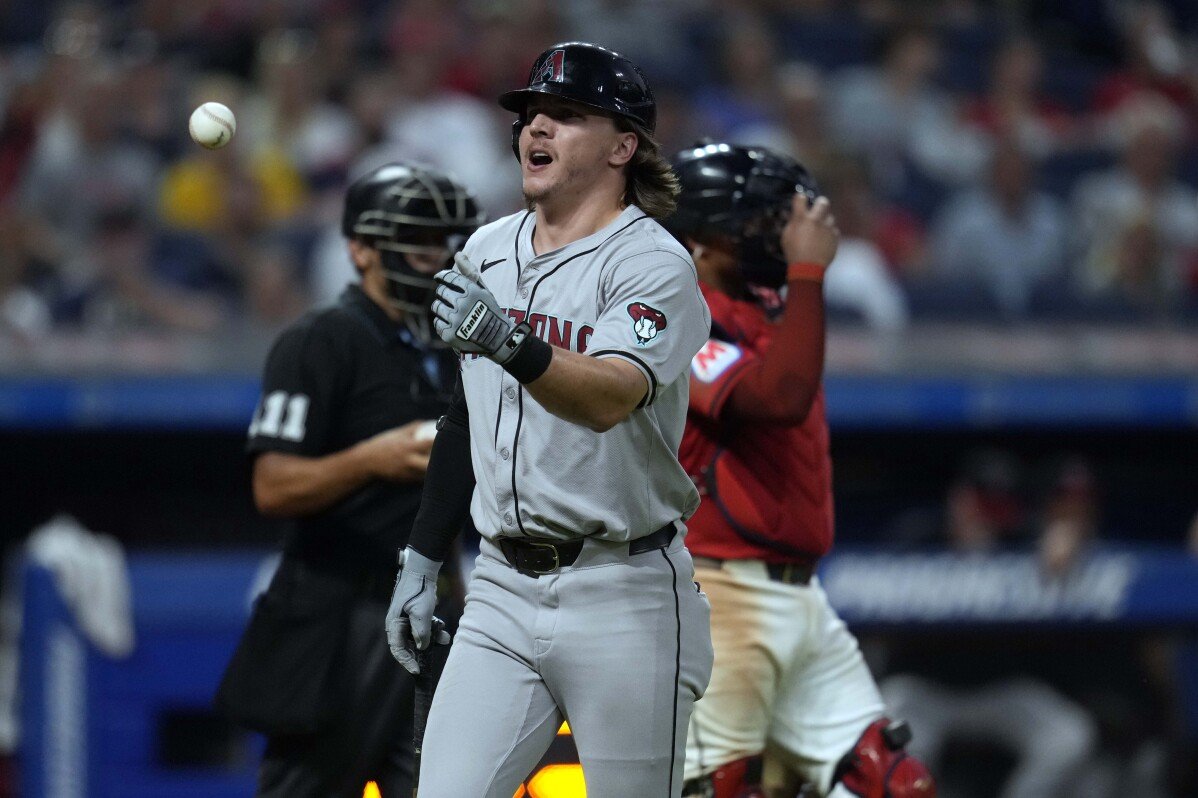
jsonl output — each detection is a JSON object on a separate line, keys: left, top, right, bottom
{"left": 457, "top": 300, "right": 491, "bottom": 341}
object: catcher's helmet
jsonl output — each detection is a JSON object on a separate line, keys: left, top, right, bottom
{"left": 500, "top": 42, "right": 656, "bottom": 158}
{"left": 667, "top": 142, "right": 819, "bottom": 289}
{"left": 342, "top": 163, "right": 484, "bottom": 339}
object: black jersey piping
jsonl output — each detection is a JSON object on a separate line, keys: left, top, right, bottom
{"left": 509, "top": 212, "right": 649, "bottom": 537}
{"left": 491, "top": 214, "right": 532, "bottom": 449}
{"left": 511, "top": 211, "right": 533, "bottom": 276}
{"left": 661, "top": 547, "right": 684, "bottom": 796}
{"left": 587, "top": 348, "right": 658, "bottom": 408}
{"left": 493, "top": 385, "right": 503, "bottom": 446}
{"left": 507, "top": 211, "right": 533, "bottom": 534}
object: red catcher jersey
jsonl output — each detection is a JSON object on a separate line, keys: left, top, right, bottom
{"left": 679, "top": 284, "right": 834, "bottom": 561}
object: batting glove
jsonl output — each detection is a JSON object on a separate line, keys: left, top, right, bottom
{"left": 431, "top": 253, "right": 531, "bottom": 365}
{"left": 385, "top": 547, "right": 450, "bottom": 674}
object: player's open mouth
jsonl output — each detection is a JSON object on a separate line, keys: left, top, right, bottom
{"left": 527, "top": 150, "right": 553, "bottom": 171}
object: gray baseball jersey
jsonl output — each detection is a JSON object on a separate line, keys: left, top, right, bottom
{"left": 457, "top": 204, "right": 711, "bottom": 542}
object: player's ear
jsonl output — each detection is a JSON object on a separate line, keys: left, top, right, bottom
{"left": 609, "top": 128, "right": 638, "bottom": 167}
{"left": 347, "top": 238, "right": 373, "bottom": 275}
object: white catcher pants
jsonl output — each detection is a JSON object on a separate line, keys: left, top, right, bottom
{"left": 684, "top": 561, "right": 885, "bottom": 794}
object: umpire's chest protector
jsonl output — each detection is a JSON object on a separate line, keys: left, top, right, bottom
{"left": 457, "top": 206, "right": 712, "bottom": 544}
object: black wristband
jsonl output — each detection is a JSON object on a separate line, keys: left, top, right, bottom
{"left": 500, "top": 324, "right": 553, "bottom": 384}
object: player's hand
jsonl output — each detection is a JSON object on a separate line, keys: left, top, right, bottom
{"left": 385, "top": 547, "right": 449, "bottom": 674}
{"left": 362, "top": 421, "right": 435, "bottom": 481}
{"left": 393, "top": 615, "right": 452, "bottom": 675}
{"left": 431, "top": 253, "right": 520, "bottom": 362}
{"left": 780, "top": 194, "right": 839, "bottom": 275}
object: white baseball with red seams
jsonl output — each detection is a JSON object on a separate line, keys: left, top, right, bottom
{"left": 188, "top": 102, "right": 236, "bottom": 149}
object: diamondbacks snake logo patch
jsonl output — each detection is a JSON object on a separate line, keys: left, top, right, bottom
{"left": 627, "top": 302, "right": 667, "bottom": 345}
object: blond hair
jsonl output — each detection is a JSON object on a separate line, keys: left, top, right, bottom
{"left": 617, "top": 119, "right": 679, "bottom": 220}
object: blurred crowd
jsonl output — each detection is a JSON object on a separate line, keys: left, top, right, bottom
{"left": 2, "top": 0, "right": 1198, "bottom": 343}
{"left": 874, "top": 448, "right": 1198, "bottom": 797}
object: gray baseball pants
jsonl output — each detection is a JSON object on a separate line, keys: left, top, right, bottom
{"left": 415, "top": 531, "right": 714, "bottom": 797}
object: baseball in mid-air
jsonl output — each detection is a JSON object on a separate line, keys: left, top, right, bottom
{"left": 188, "top": 102, "right": 236, "bottom": 149}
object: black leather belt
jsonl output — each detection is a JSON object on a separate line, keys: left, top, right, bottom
{"left": 692, "top": 556, "right": 817, "bottom": 586}
{"left": 498, "top": 523, "right": 676, "bottom": 578}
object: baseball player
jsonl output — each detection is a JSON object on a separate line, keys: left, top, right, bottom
{"left": 384, "top": 42, "right": 715, "bottom": 797}
{"left": 667, "top": 144, "right": 936, "bottom": 798}
{"left": 216, "top": 163, "right": 481, "bottom": 797}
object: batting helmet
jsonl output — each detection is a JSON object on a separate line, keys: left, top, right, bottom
{"left": 342, "top": 163, "right": 484, "bottom": 338}
{"left": 499, "top": 42, "right": 656, "bottom": 158}
{"left": 667, "top": 142, "right": 819, "bottom": 289}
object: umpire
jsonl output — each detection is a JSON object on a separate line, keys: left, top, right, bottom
{"left": 216, "top": 162, "right": 483, "bottom": 798}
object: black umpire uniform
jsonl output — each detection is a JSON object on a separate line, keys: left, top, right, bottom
{"left": 216, "top": 163, "right": 483, "bottom": 798}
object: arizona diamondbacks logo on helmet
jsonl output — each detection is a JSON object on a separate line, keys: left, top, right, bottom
{"left": 627, "top": 302, "right": 667, "bottom": 345}
{"left": 535, "top": 50, "right": 566, "bottom": 83}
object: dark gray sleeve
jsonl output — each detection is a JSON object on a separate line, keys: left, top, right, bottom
{"left": 406, "top": 375, "right": 474, "bottom": 561}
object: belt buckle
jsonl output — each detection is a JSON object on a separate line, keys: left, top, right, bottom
{"left": 525, "top": 540, "right": 560, "bottom": 575}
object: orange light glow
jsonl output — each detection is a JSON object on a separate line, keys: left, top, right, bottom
{"left": 557, "top": 721, "right": 571, "bottom": 735}
{"left": 363, "top": 782, "right": 381, "bottom": 798}
{"left": 527, "top": 764, "right": 587, "bottom": 797}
